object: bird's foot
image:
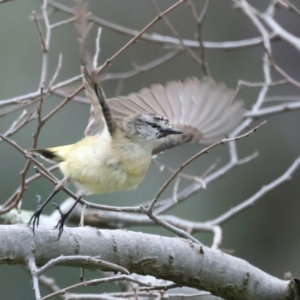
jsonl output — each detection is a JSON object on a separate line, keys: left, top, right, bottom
{"left": 52, "top": 196, "right": 82, "bottom": 240}
{"left": 28, "top": 206, "right": 43, "bottom": 234}
{"left": 52, "top": 203, "right": 70, "bottom": 240}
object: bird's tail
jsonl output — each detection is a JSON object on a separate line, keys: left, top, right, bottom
{"left": 26, "top": 144, "right": 74, "bottom": 163}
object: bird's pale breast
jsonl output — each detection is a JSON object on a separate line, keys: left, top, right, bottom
{"left": 59, "top": 135, "right": 152, "bottom": 195}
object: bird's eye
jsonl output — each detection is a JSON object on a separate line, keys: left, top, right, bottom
{"left": 145, "top": 121, "right": 160, "bottom": 129}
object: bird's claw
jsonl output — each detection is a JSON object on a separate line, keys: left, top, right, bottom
{"left": 54, "top": 213, "right": 67, "bottom": 240}
{"left": 28, "top": 208, "right": 42, "bottom": 235}
{"left": 52, "top": 203, "right": 67, "bottom": 240}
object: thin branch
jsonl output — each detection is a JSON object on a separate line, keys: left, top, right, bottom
{"left": 237, "top": 79, "right": 287, "bottom": 88}
{"left": 32, "top": 11, "right": 48, "bottom": 52}
{"left": 208, "top": 157, "right": 300, "bottom": 225}
{"left": 48, "top": 53, "right": 63, "bottom": 89}
{"left": 188, "top": 0, "right": 211, "bottom": 75}
{"left": 100, "top": 49, "right": 182, "bottom": 81}
{"left": 36, "top": 256, "right": 129, "bottom": 276}
{"left": 1, "top": 109, "right": 29, "bottom": 138}
{"left": 245, "top": 101, "right": 300, "bottom": 118}
{"left": 282, "top": 0, "right": 300, "bottom": 16}
{"left": 0, "top": 165, "right": 58, "bottom": 215}
{"left": 269, "top": 57, "right": 300, "bottom": 88}
{"left": 97, "top": 0, "right": 187, "bottom": 74}
{"left": 141, "top": 207, "right": 202, "bottom": 245}
{"left": 93, "top": 27, "right": 102, "bottom": 69}
{"left": 51, "top": 16, "right": 76, "bottom": 29}
{"left": 39, "top": 0, "right": 51, "bottom": 87}
{"left": 154, "top": 150, "right": 258, "bottom": 216}
{"left": 25, "top": 0, "right": 187, "bottom": 128}
{"left": 27, "top": 256, "right": 41, "bottom": 300}
{"left": 60, "top": 198, "right": 219, "bottom": 236}
{"left": 148, "top": 122, "right": 266, "bottom": 213}
{"left": 265, "top": 95, "right": 300, "bottom": 102}
{"left": 38, "top": 275, "right": 64, "bottom": 299}
{"left": 65, "top": 291, "right": 211, "bottom": 299}
{"left": 151, "top": 0, "right": 203, "bottom": 67}
{"left": 153, "top": 158, "right": 207, "bottom": 183}
{"left": 43, "top": 275, "right": 152, "bottom": 300}
{"left": 259, "top": 9, "right": 300, "bottom": 51}
{"left": 47, "top": 0, "right": 278, "bottom": 50}
{"left": 0, "top": 87, "right": 46, "bottom": 213}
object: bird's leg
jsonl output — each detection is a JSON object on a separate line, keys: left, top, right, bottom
{"left": 28, "top": 178, "right": 69, "bottom": 234}
{"left": 53, "top": 194, "right": 83, "bottom": 240}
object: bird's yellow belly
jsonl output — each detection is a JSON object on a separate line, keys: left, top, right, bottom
{"left": 57, "top": 135, "right": 153, "bottom": 195}
{"left": 59, "top": 151, "right": 151, "bottom": 195}
{"left": 75, "top": 170, "right": 146, "bottom": 194}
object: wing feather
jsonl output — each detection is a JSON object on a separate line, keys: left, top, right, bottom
{"left": 84, "top": 74, "right": 107, "bottom": 136}
{"left": 195, "top": 82, "right": 235, "bottom": 130}
{"left": 179, "top": 78, "right": 198, "bottom": 123}
{"left": 88, "top": 77, "right": 245, "bottom": 153}
{"left": 149, "top": 84, "right": 173, "bottom": 117}
{"left": 83, "top": 66, "right": 117, "bottom": 137}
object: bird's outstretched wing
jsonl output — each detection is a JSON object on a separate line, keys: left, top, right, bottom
{"left": 107, "top": 77, "right": 245, "bottom": 154}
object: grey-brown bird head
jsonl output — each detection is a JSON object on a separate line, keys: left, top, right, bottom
{"left": 122, "top": 113, "right": 182, "bottom": 141}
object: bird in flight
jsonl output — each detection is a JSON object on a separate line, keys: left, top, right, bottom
{"left": 27, "top": 62, "right": 245, "bottom": 238}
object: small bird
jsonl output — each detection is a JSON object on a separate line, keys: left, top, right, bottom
{"left": 27, "top": 64, "right": 245, "bottom": 238}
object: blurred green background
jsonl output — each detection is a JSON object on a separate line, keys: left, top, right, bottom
{"left": 1, "top": 0, "right": 300, "bottom": 298}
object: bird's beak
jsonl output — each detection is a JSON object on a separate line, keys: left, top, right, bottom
{"left": 161, "top": 128, "right": 183, "bottom": 135}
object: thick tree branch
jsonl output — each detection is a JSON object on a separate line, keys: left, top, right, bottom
{"left": 0, "top": 225, "right": 298, "bottom": 300}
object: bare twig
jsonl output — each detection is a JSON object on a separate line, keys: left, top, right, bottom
{"left": 43, "top": 275, "right": 152, "bottom": 300}
{"left": 282, "top": 0, "right": 300, "bottom": 16}
{"left": 47, "top": 0, "right": 278, "bottom": 50}
{"left": 39, "top": 0, "right": 51, "bottom": 87}
{"left": 93, "top": 27, "right": 102, "bottom": 69}
{"left": 269, "top": 58, "right": 300, "bottom": 88}
{"left": 208, "top": 157, "right": 300, "bottom": 225}
{"left": 27, "top": 256, "right": 41, "bottom": 300}
{"left": 48, "top": 53, "right": 63, "bottom": 89}
{"left": 36, "top": 255, "right": 129, "bottom": 276}
{"left": 38, "top": 275, "right": 64, "bottom": 299}
{"left": 0, "top": 87, "right": 46, "bottom": 213}
{"left": 188, "top": 0, "right": 211, "bottom": 75}
{"left": 151, "top": 0, "right": 203, "bottom": 67}
{"left": 97, "top": 0, "right": 187, "bottom": 74}
{"left": 32, "top": 11, "right": 47, "bottom": 52}
{"left": 51, "top": 16, "right": 76, "bottom": 29}
{"left": 148, "top": 122, "right": 266, "bottom": 213}
{"left": 259, "top": 9, "right": 300, "bottom": 51}
{"left": 141, "top": 207, "right": 202, "bottom": 245}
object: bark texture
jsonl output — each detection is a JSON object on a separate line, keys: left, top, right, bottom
{"left": 0, "top": 224, "right": 299, "bottom": 300}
